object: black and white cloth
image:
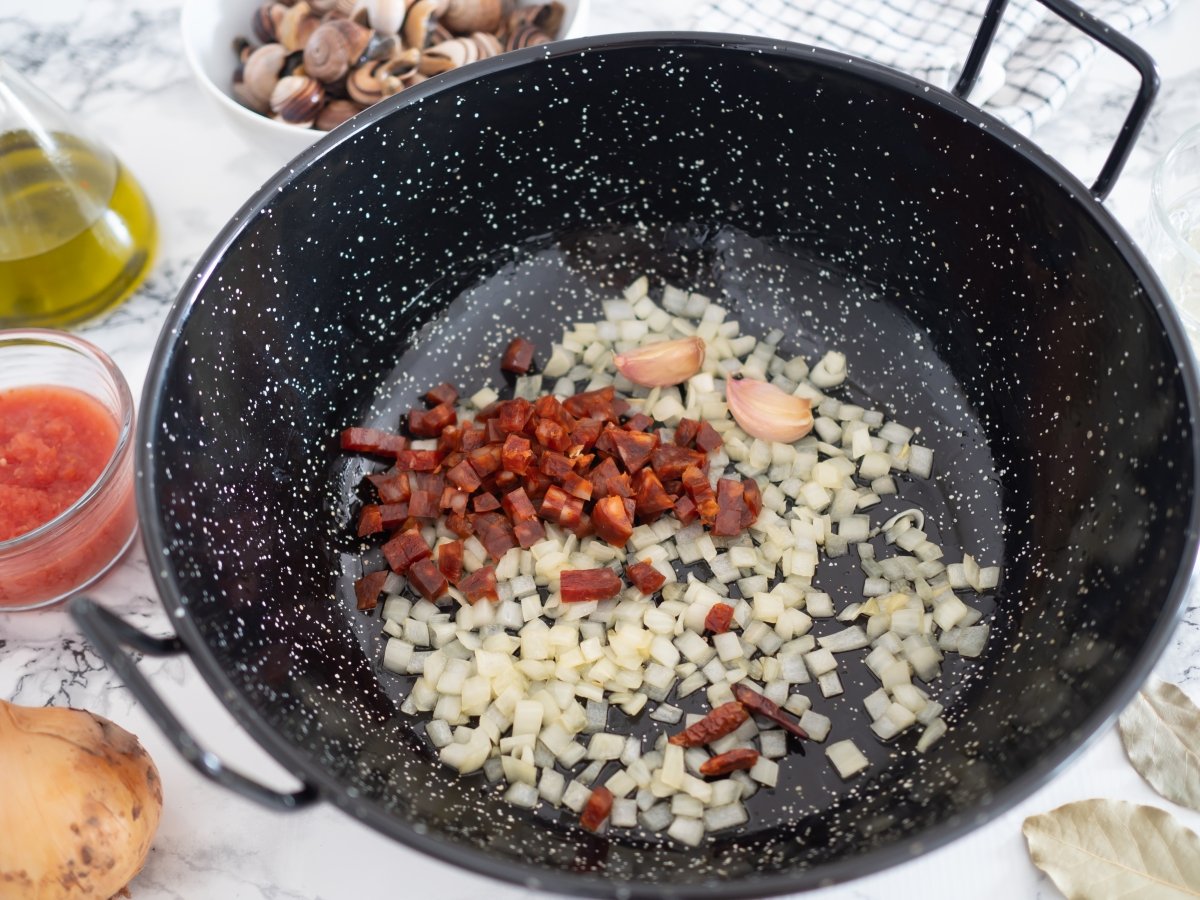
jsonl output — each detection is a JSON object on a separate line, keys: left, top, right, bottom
{"left": 691, "top": 0, "right": 1176, "bottom": 133}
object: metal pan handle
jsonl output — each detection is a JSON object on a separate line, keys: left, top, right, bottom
{"left": 952, "top": 0, "right": 1158, "bottom": 200}
{"left": 71, "top": 597, "right": 321, "bottom": 812}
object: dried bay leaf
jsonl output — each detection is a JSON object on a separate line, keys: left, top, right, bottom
{"left": 1119, "top": 679, "right": 1200, "bottom": 812}
{"left": 1023, "top": 799, "right": 1200, "bottom": 899}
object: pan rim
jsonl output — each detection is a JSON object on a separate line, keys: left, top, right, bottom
{"left": 137, "top": 31, "right": 1200, "bottom": 898}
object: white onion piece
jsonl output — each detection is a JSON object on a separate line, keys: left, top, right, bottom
{"left": 826, "top": 739, "right": 869, "bottom": 778}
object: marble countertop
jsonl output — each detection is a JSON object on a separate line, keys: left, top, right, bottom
{"left": 3, "top": 0, "right": 1200, "bottom": 897}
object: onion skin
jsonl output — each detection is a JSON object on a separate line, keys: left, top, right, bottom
{"left": 0, "top": 699, "right": 162, "bottom": 899}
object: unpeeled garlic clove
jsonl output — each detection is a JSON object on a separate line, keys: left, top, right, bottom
{"left": 613, "top": 337, "right": 705, "bottom": 387}
{"left": 726, "top": 377, "right": 814, "bottom": 443}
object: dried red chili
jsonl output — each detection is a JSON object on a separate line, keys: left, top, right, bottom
{"left": 699, "top": 748, "right": 759, "bottom": 776}
{"left": 668, "top": 702, "right": 750, "bottom": 747}
{"left": 579, "top": 785, "right": 613, "bottom": 832}
{"left": 731, "top": 683, "right": 809, "bottom": 741}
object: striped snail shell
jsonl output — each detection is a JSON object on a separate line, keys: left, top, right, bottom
{"left": 439, "top": 0, "right": 502, "bottom": 34}
{"left": 269, "top": 74, "right": 326, "bottom": 127}
{"left": 302, "top": 18, "right": 373, "bottom": 83}
{"left": 504, "top": 23, "right": 551, "bottom": 51}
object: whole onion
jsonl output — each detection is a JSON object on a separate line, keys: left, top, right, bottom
{"left": 0, "top": 699, "right": 163, "bottom": 898}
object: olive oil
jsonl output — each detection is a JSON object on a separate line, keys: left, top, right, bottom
{"left": 0, "top": 131, "right": 155, "bottom": 328}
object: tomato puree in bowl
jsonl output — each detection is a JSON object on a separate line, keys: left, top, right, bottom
{"left": 0, "top": 386, "right": 118, "bottom": 540}
{"left": 0, "top": 380, "right": 135, "bottom": 610}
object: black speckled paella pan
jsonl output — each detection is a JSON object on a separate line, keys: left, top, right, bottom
{"left": 74, "top": 0, "right": 1200, "bottom": 894}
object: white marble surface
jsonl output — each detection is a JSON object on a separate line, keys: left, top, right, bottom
{"left": 2, "top": 0, "right": 1200, "bottom": 897}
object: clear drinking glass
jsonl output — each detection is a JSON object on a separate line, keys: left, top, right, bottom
{"left": 1148, "top": 124, "right": 1200, "bottom": 343}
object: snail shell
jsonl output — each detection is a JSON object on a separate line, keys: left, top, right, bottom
{"left": 303, "top": 18, "right": 373, "bottom": 83}
{"left": 277, "top": 1, "right": 322, "bottom": 52}
{"left": 507, "top": 2, "right": 564, "bottom": 37}
{"left": 308, "top": 0, "right": 340, "bottom": 11}
{"left": 430, "top": 22, "right": 453, "bottom": 44}
{"left": 504, "top": 23, "right": 551, "bottom": 51}
{"left": 239, "top": 42, "right": 289, "bottom": 112}
{"left": 270, "top": 74, "right": 326, "bottom": 127}
{"left": 356, "top": 0, "right": 412, "bottom": 35}
{"left": 346, "top": 57, "right": 390, "bottom": 105}
{"left": 402, "top": 0, "right": 439, "bottom": 49}
{"left": 439, "top": 0, "right": 502, "bottom": 35}
{"left": 252, "top": 2, "right": 287, "bottom": 43}
{"left": 420, "top": 31, "right": 500, "bottom": 74}
{"left": 316, "top": 97, "right": 365, "bottom": 130}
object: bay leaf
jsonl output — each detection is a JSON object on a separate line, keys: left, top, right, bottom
{"left": 1023, "top": 799, "right": 1200, "bottom": 899}
{"left": 1119, "top": 679, "right": 1200, "bottom": 812}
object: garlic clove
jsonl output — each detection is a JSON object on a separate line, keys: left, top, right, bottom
{"left": 726, "top": 377, "right": 814, "bottom": 443}
{"left": 613, "top": 337, "right": 705, "bottom": 388}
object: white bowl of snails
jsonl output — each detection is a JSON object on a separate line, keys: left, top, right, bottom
{"left": 181, "top": 0, "right": 590, "bottom": 160}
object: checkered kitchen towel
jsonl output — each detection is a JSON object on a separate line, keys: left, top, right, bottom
{"left": 692, "top": 0, "right": 1175, "bottom": 133}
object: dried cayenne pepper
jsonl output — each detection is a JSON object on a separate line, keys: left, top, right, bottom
{"left": 731, "top": 683, "right": 809, "bottom": 741}
{"left": 668, "top": 702, "right": 749, "bottom": 747}
{"left": 699, "top": 748, "right": 760, "bottom": 776}
{"left": 579, "top": 785, "right": 613, "bottom": 832}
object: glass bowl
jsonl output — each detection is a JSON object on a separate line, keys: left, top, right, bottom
{"left": 0, "top": 330, "right": 136, "bottom": 611}
{"left": 1148, "top": 123, "right": 1200, "bottom": 343}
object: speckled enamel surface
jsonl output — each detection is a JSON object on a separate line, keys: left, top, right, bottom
{"left": 141, "top": 36, "right": 1198, "bottom": 898}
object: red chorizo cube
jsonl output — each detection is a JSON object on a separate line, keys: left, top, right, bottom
{"left": 408, "top": 557, "right": 448, "bottom": 602}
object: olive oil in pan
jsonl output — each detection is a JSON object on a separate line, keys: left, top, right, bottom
{"left": 0, "top": 131, "right": 156, "bottom": 327}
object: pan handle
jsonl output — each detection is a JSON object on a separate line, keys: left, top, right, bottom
{"left": 71, "top": 597, "right": 321, "bottom": 812}
{"left": 951, "top": 0, "right": 1158, "bottom": 201}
